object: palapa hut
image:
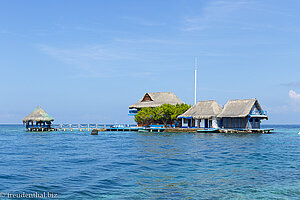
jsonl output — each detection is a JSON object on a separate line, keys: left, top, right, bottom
{"left": 217, "top": 99, "right": 268, "bottom": 130}
{"left": 129, "top": 92, "right": 183, "bottom": 115}
{"left": 178, "top": 100, "right": 222, "bottom": 128}
{"left": 23, "top": 106, "right": 54, "bottom": 131}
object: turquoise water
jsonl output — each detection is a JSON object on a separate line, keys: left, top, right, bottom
{"left": 0, "top": 125, "right": 299, "bottom": 199}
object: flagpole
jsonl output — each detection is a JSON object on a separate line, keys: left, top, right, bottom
{"left": 194, "top": 57, "right": 197, "bottom": 105}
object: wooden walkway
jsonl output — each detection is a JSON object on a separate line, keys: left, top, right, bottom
{"left": 26, "top": 124, "right": 274, "bottom": 134}
{"left": 219, "top": 129, "right": 274, "bottom": 134}
{"left": 97, "top": 127, "right": 274, "bottom": 134}
{"left": 26, "top": 124, "right": 136, "bottom": 132}
{"left": 52, "top": 124, "right": 136, "bottom": 132}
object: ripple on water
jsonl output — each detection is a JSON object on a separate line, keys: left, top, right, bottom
{"left": 0, "top": 125, "right": 299, "bottom": 199}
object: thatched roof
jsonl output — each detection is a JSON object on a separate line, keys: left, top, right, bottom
{"left": 23, "top": 106, "right": 54, "bottom": 122}
{"left": 129, "top": 92, "right": 183, "bottom": 109}
{"left": 178, "top": 100, "right": 222, "bottom": 119}
{"left": 217, "top": 99, "right": 263, "bottom": 118}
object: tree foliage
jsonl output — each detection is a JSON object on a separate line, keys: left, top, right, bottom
{"left": 134, "top": 103, "right": 191, "bottom": 126}
{"left": 134, "top": 107, "right": 154, "bottom": 127}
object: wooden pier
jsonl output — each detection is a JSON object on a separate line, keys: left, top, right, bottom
{"left": 27, "top": 127, "right": 54, "bottom": 132}
{"left": 218, "top": 128, "right": 274, "bottom": 134}
{"left": 25, "top": 124, "right": 137, "bottom": 132}
{"left": 160, "top": 128, "right": 273, "bottom": 133}
{"left": 25, "top": 123, "right": 273, "bottom": 134}
{"left": 96, "top": 127, "right": 274, "bottom": 134}
{"left": 51, "top": 124, "right": 137, "bottom": 132}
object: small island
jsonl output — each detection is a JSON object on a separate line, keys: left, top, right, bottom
{"left": 22, "top": 92, "right": 272, "bottom": 133}
{"left": 127, "top": 92, "right": 271, "bottom": 133}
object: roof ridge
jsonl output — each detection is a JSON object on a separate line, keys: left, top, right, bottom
{"left": 228, "top": 98, "right": 256, "bottom": 102}
{"left": 196, "top": 100, "right": 217, "bottom": 102}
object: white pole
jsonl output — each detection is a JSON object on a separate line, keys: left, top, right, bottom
{"left": 194, "top": 57, "right": 197, "bottom": 105}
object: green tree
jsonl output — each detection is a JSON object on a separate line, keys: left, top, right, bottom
{"left": 134, "top": 103, "right": 191, "bottom": 127}
{"left": 162, "top": 104, "right": 176, "bottom": 126}
{"left": 134, "top": 107, "right": 154, "bottom": 127}
{"left": 152, "top": 106, "right": 163, "bottom": 122}
{"left": 154, "top": 104, "right": 177, "bottom": 126}
{"left": 175, "top": 103, "right": 191, "bottom": 116}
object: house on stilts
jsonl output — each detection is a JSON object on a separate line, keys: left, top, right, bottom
{"left": 178, "top": 100, "right": 222, "bottom": 128}
{"left": 217, "top": 99, "right": 268, "bottom": 130}
{"left": 129, "top": 92, "right": 183, "bottom": 115}
{"left": 23, "top": 106, "right": 54, "bottom": 131}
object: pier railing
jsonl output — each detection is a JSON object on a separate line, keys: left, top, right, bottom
{"left": 51, "top": 124, "right": 137, "bottom": 131}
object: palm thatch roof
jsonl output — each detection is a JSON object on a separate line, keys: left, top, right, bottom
{"left": 129, "top": 92, "right": 183, "bottom": 109}
{"left": 178, "top": 100, "right": 222, "bottom": 119}
{"left": 23, "top": 106, "right": 54, "bottom": 122}
{"left": 217, "top": 99, "right": 263, "bottom": 118}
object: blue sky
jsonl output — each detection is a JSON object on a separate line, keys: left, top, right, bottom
{"left": 1, "top": 0, "right": 300, "bottom": 124}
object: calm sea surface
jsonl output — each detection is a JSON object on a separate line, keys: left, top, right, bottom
{"left": 0, "top": 125, "right": 299, "bottom": 199}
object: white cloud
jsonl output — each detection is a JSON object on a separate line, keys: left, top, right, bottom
{"left": 37, "top": 44, "right": 153, "bottom": 78}
{"left": 114, "top": 38, "right": 175, "bottom": 45}
{"left": 289, "top": 90, "right": 300, "bottom": 100}
{"left": 121, "top": 16, "right": 166, "bottom": 27}
{"left": 282, "top": 81, "right": 300, "bottom": 87}
{"left": 182, "top": 0, "right": 251, "bottom": 31}
{"left": 38, "top": 44, "right": 135, "bottom": 64}
{"left": 181, "top": 0, "right": 298, "bottom": 33}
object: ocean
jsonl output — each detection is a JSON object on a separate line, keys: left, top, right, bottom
{"left": 0, "top": 124, "right": 299, "bottom": 199}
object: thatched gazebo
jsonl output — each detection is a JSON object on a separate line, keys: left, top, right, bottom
{"left": 23, "top": 106, "right": 54, "bottom": 131}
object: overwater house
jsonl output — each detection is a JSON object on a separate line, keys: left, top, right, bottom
{"left": 129, "top": 92, "right": 183, "bottom": 115}
{"left": 178, "top": 100, "right": 222, "bottom": 128}
{"left": 129, "top": 92, "right": 184, "bottom": 127}
{"left": 217, "top": 99, "right": 268, "bottom": 130}
{"left": 23, "top": 106, "right": 54, "bottom": 131}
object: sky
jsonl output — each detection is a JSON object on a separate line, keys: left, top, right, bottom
{"left": 1, "top": 0, "right": 300, "bottom": 124}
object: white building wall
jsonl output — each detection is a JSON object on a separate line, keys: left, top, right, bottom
{"left": 182, "top": 118, "right": 220, "bottom": 128}
{"left": 200, "top": 119, "right": 205, "bottom": 128}
{"left": 212, "top": 119, "right": 218, "bottom": 128}
{"left": 195, "top": 119, "right": 199, "bottom": 127}
{"left": 182, "top": 118, "right": 188, "bottom": 127}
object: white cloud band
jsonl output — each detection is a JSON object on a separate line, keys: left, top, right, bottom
{"left": 289, "top": 90, "right": 300, "bottom": 100}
